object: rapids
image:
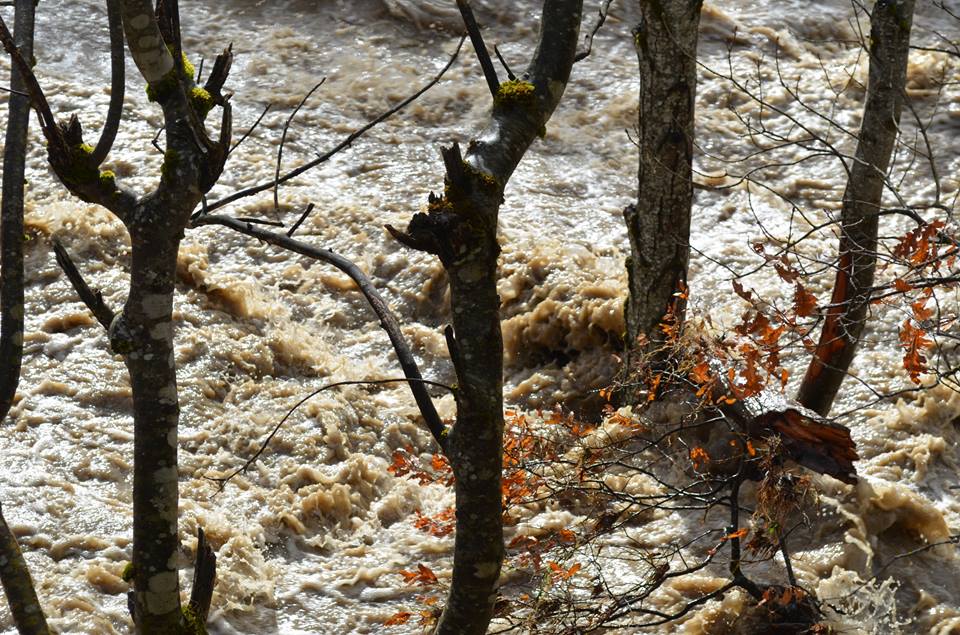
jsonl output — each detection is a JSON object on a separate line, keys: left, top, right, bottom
{"left": 1, "top": 0, "right": 958, "bottom": 633}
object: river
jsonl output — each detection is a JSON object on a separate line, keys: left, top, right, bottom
{"left": 1, "top": 0, "right": 959, "bottom": 633}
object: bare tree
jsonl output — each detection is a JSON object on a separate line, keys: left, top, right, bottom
{"left": 388, "top": 1, "right": 583, "bottom": 631}
{"left": 0, "top": 0, "right": 231, "bottom": 628}
{"left": 624, "top": 0, "right": 702, "bottom": 358}
{"left": 0, "top": 1, "right": 49, "bottom": 633}
{"left": 797, "top": 0, "right": 916, "bottom": 415}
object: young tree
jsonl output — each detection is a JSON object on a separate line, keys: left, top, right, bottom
{"left": 797, "top": 0, "right": 916, "bottom": 415}
{"left": 388, "top": 1, "right": 582, "bottom": 631}
{"left": 624, "top": 0, "right": 702, "bottom": 357}
{"left": 0, "top": 1, "right": 49, "bottom": 633}
{"left": 0, "top": 0, "right": 231, "bottom": 629}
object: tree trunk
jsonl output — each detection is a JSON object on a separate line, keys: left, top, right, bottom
{"left": 389, "top": 2, "right": 582, "bottom": 632}
{"left": 624, "top": 0, "right": 702, "bottom": 357}
{"left": 119, "top": 222, "right": 184, "bottom": 631}
{"left": 797, "top": 0, "right": 915, "bottom": 416}
{"left": 0, "top": 3, "right": 50, "bottom": 634}
{"left": 0, "top": 0, "right": 35, "bottom": 421}
{"left": 0, "top": 505, "right": 48, "bottom": 635}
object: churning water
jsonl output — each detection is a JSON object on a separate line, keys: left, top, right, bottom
{"left": 1, "top": 0, "right": 959, "bottom": 632}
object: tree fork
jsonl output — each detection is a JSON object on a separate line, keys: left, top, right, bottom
{"left": 389, "top": 2, "right": 582, "bottom": 631}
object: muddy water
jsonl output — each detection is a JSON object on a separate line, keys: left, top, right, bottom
{"left": 0, "top": 0, "right": 958, "bottom": 633}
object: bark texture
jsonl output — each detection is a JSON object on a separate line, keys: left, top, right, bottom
{"left": 624, "top": 0, "right": 701, "bottom": 355}
{"left": 0, "top": 0, "right": 35, "bottom": 423}
{"left": 0, "top": 4, "right": 232, "bottom": 630}
{"left": 389, "top": 2, "right": 582, "bottom": 632}
{"left": 0, "top": 4, "right": 49, "bottom": 633}
{"left": 0, "top": 505, "right": 47, "bottom": 635}
{"left": 797, "top": 0, "right": 915, "bottom": 415}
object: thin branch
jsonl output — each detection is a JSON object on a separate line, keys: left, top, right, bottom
{"left": 493, "top": 44, "right": 517, "bottom": 81}
{"left": 91, "top": 0, "right": 125, "bottom": 164}
{"left": 207, "top": 378, "right": 453, "bottom": 492}
{"left": 274, "top": 79, "right": 325, "bottom": 217}
{"left": 191, "top": 214, "right": 448, "bottom": 449}
{"left": 286, "top": 202, "right": 314, "bottom": 237}
{"left": 456, "top": 0, "right": 500, "bottom": 97}
{"left": 51, "top": 239, "right": 116, "bottom": 331}
{"left": 574, "top": 0, "right": 614, "bottom": 62}
{"left": 202, "top": 35, "right": 466, "bottom": 215}
{"left": 228, "top": 102, "right": 271, "bottom": 156}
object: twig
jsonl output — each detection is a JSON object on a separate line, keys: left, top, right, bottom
{"left": 456, "top": 0, "right": 500, "bottom": 97}
{"left": 191, "top": 214, "right": 448, "bottom": 449}
{"left": 227, "top": 102, "right": 271, "bottom": 156}
{"left": 274, "top": 79, "right": 325, "bottom": 217}
{"left": 204, "top": 35, "right": 466, "bottom": 214}
{"left": 233, "top": 216, "right": 284, "bottom": 227}
{"left": 575, "top": 0, "right": 614, "bottom": 62}
{"left": 286, "top": 202, "right": 314, "bottom": 237}
{"left": 493, "top": 44, "right": 516, "bottom": 81}
{"left": 729, "top": 473, "right": 762, "bottom": 599}
{"left": 151, "top": 124, "right": 165, "bottom": 154}
{"left": 207, "top": 377, "right": 453, "bottom": 492}
{"left": 52, "top": 238, "right": 116, "bottom": 331}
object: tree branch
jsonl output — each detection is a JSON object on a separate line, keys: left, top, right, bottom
{"left": 0, "top": 0, "right": 35, "bottom": 424}
{"left": 91, "top": 0, "right": 125, "bottom": 165}
{"left": 200, "top": 36, "right": 465, "bottom": 216}
{"left": 190, "top": 214, "right": 448, "bottom": 451}
{"left": 0, "top": 502, "right": 49, "bottom": 635}
{"left": 51, "top": 238, "right": 117, "bottom": 332}
{"left": 456, "top": 0, "right": 500, "bottom": 97}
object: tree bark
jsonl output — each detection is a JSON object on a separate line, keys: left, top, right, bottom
{"left": 797, "top": 0, "right": 915, "bottom": 416}
{"left": 0, "top": 0, "right": 35, "bottom": 422}
{"left": 0, "top": 4, "right": 50, "bottom": 634}
{"left": 0, "top": 505, "right": 48, "bottom": 635}
{"left": 120, "top": 220, "right": 185, "bottom": 631}
{"left": 389, "top": 2, "right": 582, "bottom": 632}
{"left": 0, "top": 3, "right": 232, "bottom": 628}
{"left": 624, "top": 0, "right": 701, "bottom": 357}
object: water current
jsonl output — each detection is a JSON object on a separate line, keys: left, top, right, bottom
{"left": 1, "top": 0, "right": 959, "bottom": 632}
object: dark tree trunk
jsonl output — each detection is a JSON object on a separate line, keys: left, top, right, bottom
{"left": 624, "top": 0, "right": 702, "bottom": 357}
{"left": 0, "top": 3, "right": 49, "bottom": 633}
{"left": 797, "top": 0, "right": 915, "bottom": 416}
{"left": 0, "top": 1, "right": 232, "bottom": 629}
{"left": 389, "top": 2, "right": 582, "bottom": 632}
{"left": 0, "top": 0, "right": 35, "bottom": 421}
{"left": 121, "top": 223, "right": 184, "bottom": 630}
{"left": 0, "top": 505, "right": 48, "bottom": 635}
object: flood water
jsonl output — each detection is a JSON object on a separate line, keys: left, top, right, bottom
{"left": 1, "top": 0, "right": 959, "bottom": 633}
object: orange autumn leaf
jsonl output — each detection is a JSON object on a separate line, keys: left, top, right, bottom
{"left": 793, "top": 283, "right": 818, "bottom": 317}
{"left": 690, "top": 446, "right": 710, "bottom": 470}
{"left": 431, "top": 453, "right": 449, "bottom": 472}
{"left": 894, "top": 278, "right": 913, "bottom": 293}
{"left": 689, "top": 361, "right": 711, "bottom": 384}
{"left": 911, "top": 297, "right": 934, "bottom": 322}
{"left": 900, "top": 319, "right": 933, "bottom": 383}
{"left": 384, "top": 611, "right": 412, "bottom": 626}
{"left": 398, "top": 563, "right": 439, "bottom": 586}
{"left": 547, "top": 561, "right": 581, "bottom": 580}
{"left": 416, "top": 564, "right": 438, "bottom": 584}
